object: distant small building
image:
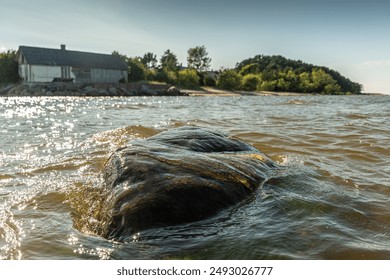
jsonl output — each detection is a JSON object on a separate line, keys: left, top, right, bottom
{"left": 17, "top": 45, "right": 128, "bottom": 83}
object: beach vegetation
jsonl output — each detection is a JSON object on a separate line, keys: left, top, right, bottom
{"left": 216, "top": 69, "right": 242, "bottom": 90}
{"left": 242, "top": 74, "right": 261, "bottom": 91}
{"left": 204, "top": 75, "right": 217, "bottom": 87}
{"left": 154, "top": 69, "right": 177, "bottom": 84}
{"left": 177, "top": 69, "right": 199, "bottom": 89}
{"left": 258, "top": 80, "right": 276, "bottom": 91}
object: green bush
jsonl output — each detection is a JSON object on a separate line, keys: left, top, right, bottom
{"left": 204, "top": 76, "right": 216, "bottom": 87}
{"left": 241, "top": 74, "right": 261, "bottom": 91}
{"left": 177, "top": 69, "right": 199, "bottom": 88}
{"left": 166, "top": 70, "right": 178, "bottom": 84}
{"left": 257, "top": 80, "right": 277, "bottom": 91}
{"left": 144, "top": 68, "right": 157, "bottom": 81}
{"left": 216, "top": 69, "right": 242, "bottom": 90}
{"left": 238, "top": 63, "right": 259, "bottom": 76}
{"left": 154, "top": 69, "right": 177, "bottom": 84}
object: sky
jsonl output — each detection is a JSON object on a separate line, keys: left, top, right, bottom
{"left": 0, "top": 0, "right": 389, "bottom": 93}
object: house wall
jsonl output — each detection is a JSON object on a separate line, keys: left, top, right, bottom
{"left": 18, "top": 64, "right": 127, "bottom": 83}
{"left": 19, "top": 64, "right": 28, "bottom": 81}
{"left": 72, "top": 68, "right": 91, "bottom": 84}
{"left": 91, "top": 68, "right": 128, "bottom": 83}
{"left": 19, "top": 65, "right": 76, "bottom": 82}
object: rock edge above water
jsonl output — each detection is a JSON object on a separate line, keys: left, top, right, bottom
{"left": 0, "top": 83, "right": 187, "bottom": 97}
{"left": 101, "top": 126, "right": 277, "bottom": 240}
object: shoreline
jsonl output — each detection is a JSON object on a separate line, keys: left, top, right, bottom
{"left": 184, "top": 87, "right": 306, "bottom": 96}
{"left": 0, "top": 83, "right": 382, "bottom": 97}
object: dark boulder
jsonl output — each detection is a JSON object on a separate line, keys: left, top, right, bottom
{"left": 167, "top": 86, "right": 181, "bottom": 95}
{"left": 101, "top": 126, "right": 276, "bottom": 240}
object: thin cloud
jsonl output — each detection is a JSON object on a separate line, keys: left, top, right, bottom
{"left": 362, "top": 60, "right": 390, "bottom": 66}
{"left": 0, "top": 46, "right": 7, "bottom": 52}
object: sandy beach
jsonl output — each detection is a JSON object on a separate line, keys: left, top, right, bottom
{"left": 184, "top": 87, "right": 305, "bottom": 96}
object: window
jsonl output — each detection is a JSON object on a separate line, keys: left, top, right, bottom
{"left": 61, "top": 67, "right": 71, "bottom": 79}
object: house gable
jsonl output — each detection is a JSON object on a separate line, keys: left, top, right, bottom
{"left": 17, "top": 45, "right": 128, "bottom": 83}
{"left": 18, "top": 46, "right": 128, "bottom": 70}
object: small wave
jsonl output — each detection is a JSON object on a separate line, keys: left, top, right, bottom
{"left": 107, "top": 103, "right": 159, "bottom": 110}
{"left": 0, "top": 212, "right": 22, "bottom": 260}
{"left": 0, "top": 174, "right": 14, "bottom": 180}
{"left": 285, "top": 99, "right": 308, "bottom": 105}
{"left": 89, "top": 125, "right": 160, "bottom": 149}
{"left": 67, "top": 178, "right": 110, "bottom": 238}
{"left": 343, "top": 113, "right": 369, "bottom": 119}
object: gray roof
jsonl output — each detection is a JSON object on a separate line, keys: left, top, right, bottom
{"left": 18, "top": 46, "right": 128, "bottom": 70}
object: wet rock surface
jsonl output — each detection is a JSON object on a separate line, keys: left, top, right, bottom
{"left": 101, "top": 126, "right": 277, "bottom": 240}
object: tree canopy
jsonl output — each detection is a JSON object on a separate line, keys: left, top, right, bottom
{"left": 187, "top": 45, "right": 211, "bottom": 72}
{"left": 0, "top": 50, "right": 19, "bottom": 84}
{"left": 235, "top": 54, "right": 362, "bottom": 94}
{"left": 160, "top": 49, "right": 179, "bottom": 71}
{"left": 141, "top": 52, "right": 157, "bottom": 69}
{"left": 109, "top": 50, "right": 362, "bottom": 94}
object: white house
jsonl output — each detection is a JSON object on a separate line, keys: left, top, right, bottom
{"left": 17, "top": 45, "right": 128, "bottom": 83}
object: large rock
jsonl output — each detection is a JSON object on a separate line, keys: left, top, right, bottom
{"left": 140, "top": 84, "right": 149, "bottom": 94}
{"left": 0, "top": 84, "right": 14, "bottom": 95}
{"left": 101, "top": 126, "right": 277, "bottom": 240}
{"left": 167, "top": 86, "right": 181, "bottom": 95}
{"left": 109, "top": 87, "right": 118, "bottom": 95}
{"left": 83, "top": 85, "right": 98, "bottom": 96}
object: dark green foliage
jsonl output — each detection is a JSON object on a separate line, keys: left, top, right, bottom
{"left": 236, "top": 54, "right": 362, "bottom": 94}
{"left": 127, "top": 57, "right": 145, "bottom": 82}
{"left": 0, "top": 50, "right": 19, "bottom": 83}
{"left": 216, "top": 69, "right": 242, "bottom": 90}
{"left": 160, "top": 49, "right": 179, "bottom": 71}
{"left": 154, "top": 69, "right": 177, "bottom": 84}
{"left": 187, "top": 45, "right": 211, "bottom": 72}
{"left": 197, "top": 71, "right": 206, "bottom": 86}
{"left": 112, "top": 51, "right": 145, "bottom": 82}
{"left": 114, "top": 49, "right": 361, "bottom": 94}
{"left": 141, "top": 52, "right": 157, "bottom": 69}
{"left": 204, "top": 75, "right": 216, "bottom": 87}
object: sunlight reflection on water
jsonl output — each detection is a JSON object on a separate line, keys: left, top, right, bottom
{"left": 0, "top": 95, "right": 389, "bottom": 259}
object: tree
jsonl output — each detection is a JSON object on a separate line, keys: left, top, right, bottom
{"left": 298, "top": 72, "right": 315, "bottom": 93}
{"left": 141, "top": 52, "right": 157, "bottom": 69}
{"left": 0, "top": 50, "right": 19, "bottom": 84}
{"left": 311, "top": 68, "right": 340, "bottom": 94}
{"left": 127, "top": 57, "right": 145, "bottom": 82}
{"left": 160, "top": 49, "right": 179, "bottom": 71}
{"left": 235, "top": 54, "right": 361, "bottom": 94}
{"left": 187, "top": 45, "right": 211, "bottom": 72}
{"left": 258, "top": 80, "right": 276, "bottom": 91}
{"left": 112, "top": 50, "right": 126, "bottom": 59}
{"left": 238, "top": 63, "right": 259, "bottom": 76}
{"left": 216, "top": 69, "right": 242, "bottom": 90}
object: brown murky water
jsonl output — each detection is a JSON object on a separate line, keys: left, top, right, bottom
{"left": 0, "top": 95, "right": 389, "bottom": 259}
